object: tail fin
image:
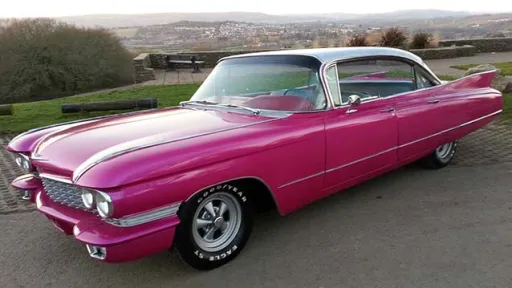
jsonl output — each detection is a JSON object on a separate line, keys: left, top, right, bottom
{"left": 446, "top": 70, "right": 498, "bottom": 90}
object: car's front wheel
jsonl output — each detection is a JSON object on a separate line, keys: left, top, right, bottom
{"left": 174, "top": 184, "right": 253, "bottom": 270}
{"left": 421, "top": 141, "right": 458, "bottom": 169}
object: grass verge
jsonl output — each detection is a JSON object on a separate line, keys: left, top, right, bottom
{"left": 437, "top": 75, "right": 458, "bottom": 81}
{"left": 1, "top": 85, "right": 510, "bottom": 134}
{"left": 0, "top": 84, "right": 200, "bottom": 134}
{"left": 503, "top": 93, "right": 512, "bottom": 120}
{"left": 450, "top": 62, "right": 512, "bottom": 76}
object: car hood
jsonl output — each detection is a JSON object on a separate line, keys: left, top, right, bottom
{"left": 32, "top": 107, "right": 274, "bottom": 174}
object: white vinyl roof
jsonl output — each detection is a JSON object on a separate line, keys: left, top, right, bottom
{"left": 221, "top": 47, "right": 425, "bottom": 66}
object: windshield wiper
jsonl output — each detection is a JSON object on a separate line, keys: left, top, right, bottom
{"left": 181, "top": 100, "right": 260, "bottom": 115}
{"left": 217, "top": 103, "right": 261, "bottom": 115}
{"left": 180, "top": 100, "right": 218, "bottom": 107}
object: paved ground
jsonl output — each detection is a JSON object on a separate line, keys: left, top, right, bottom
{"left": 0, "top": 118, "right": 511, "bottom": 287}
{"left": 0, "top": 135, "right": 31, "bottom": 214}
{"left": 144, "top": 68, "right": 213, "bottom": 85}
{"left": 1, "top": 156, "right": 511, "bottom": 287}
{"left": 425, "top": 52, "right": 512, "bottom": 78}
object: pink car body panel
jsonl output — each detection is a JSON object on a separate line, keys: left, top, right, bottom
{"left": 7, "top": 49, "right": 503, "bottom": 263}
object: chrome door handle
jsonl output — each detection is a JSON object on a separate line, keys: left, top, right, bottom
{"left": 427, "top": 99, "right": 440, "bottom": 104}
{"left": 380, "top": 107, "right": 395, "bottom": 113}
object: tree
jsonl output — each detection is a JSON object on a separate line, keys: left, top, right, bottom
{"left": 0, "top": 18, "right": 134, "bottom": 104}
{"left": 380, "top": 27, "right": 407, "bottom": 48}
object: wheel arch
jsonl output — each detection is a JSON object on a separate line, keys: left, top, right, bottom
{"left": 183, "top": 177, "right": 280, "bottom": 215}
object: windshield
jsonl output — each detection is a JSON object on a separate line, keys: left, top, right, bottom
{"left": 190, "top": 55, "right": 327, "bottom": 112}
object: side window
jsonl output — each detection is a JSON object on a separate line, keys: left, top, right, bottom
{"left": 325, "top": 65, "right": 341, "bottom": 106}
{"left": 337, "top": 59, "right": 414, "bottom": 103}
{"left": 415, "top": 68, "right": 436, "bottom": 89}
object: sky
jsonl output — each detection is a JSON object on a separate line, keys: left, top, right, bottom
{"left": 1, "top": 0, "right": 511, "bottom": 18}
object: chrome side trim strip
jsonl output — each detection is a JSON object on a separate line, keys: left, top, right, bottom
{"left": 398, "top": 110, "right": 502, "bottom": 148}
{"left": 278, "top": 109, "right": 502, "bottom": 188}
{"left": 326, "top": 147, "right": 397, "bottom": 173}
{"left": 105, "top": 202, "right": 182, "bottom": 227}
{"left": 39, "top": 173, "right": 73, "bottom": 184}
{"left": 277, "top": 146, "right": 397, "bottom": 189}
{"left": 73, "top": 117, "right": 286, "bottom": 183}
{"left": 278, "top": 171, "right": 325, "bottom": 189}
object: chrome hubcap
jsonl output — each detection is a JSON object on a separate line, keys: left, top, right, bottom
{"left": 436, "top": 142, "right": 454, "bottom": 159}
{"left": 192, "top": 192, "right": 242, "bottom": 252}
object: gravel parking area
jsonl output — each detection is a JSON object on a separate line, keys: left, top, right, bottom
{"left": 0, "top": 134, "right": 31, "bottom": 214}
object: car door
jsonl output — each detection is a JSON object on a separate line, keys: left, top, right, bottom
{"left": 394, "top": 65, "right": 450, "bottom": 162}
{"left": 323, "top": 61, "right": 398, "bottom": 192}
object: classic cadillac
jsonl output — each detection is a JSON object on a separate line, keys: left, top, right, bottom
{"left": 7, "top": 47, "right": 503, "bottom": 270}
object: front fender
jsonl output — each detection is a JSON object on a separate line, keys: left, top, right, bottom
{"left": 74, "top": 113, "right": 326, "bottom": 216}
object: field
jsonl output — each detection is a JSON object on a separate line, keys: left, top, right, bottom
{"left": 0, "top": 84, "right": 199, "bottom": 133}
{"left": 450, "top": 62, "right": 512, "bottom": 76}
{"left": 112, "top": 27, "right": 139, "bottom": 38}
{"left": 0, "top": 84, "right": 510, "bottom": 134}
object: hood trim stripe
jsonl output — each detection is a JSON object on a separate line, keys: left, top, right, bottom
{"left": 13, "top": 108, "right": 161, "bottom": 145}
{"left": 72, "top": 116, "right": 288, "bottom": 183}
{"left": 33, "top": 108, "right": 187, "bottom": 158}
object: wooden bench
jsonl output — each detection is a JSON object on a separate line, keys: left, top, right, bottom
{"left": 166, "top": 59, "right": 205, "bottom": 73}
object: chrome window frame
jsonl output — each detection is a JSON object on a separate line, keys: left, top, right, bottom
{"left": 319, "top": 55, "right": 443, "bottom": 109}
{"left": 323, "top": 64, "right": 342, "bottom": 107}
{"left": 211, "top": 55, "right": 335, "bottom": 113}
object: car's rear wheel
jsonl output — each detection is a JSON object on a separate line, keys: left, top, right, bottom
{"left": 174, "top": 184, "right": 253, "bottom": 270}
{"left": 421, "top": 141, "right": 458, "bottom": 169}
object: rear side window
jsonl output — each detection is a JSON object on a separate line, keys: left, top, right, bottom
{"left": 337, "top": 59, "right": 414, "bottom": 102}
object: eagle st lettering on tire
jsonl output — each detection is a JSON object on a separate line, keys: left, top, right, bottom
{"left": 175, "top": 183, "right": 253, "bottom": 270}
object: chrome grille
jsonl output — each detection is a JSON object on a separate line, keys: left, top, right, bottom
{"left": 41, "top": 177, "right": 90, "bottom": 212}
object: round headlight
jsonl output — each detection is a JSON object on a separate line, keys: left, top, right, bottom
{"left": 81, "top": 189, "right": 95, "bottom": 209}
{"left": 22, "top": 160, "right": 31, "bottom": 171}
{"left": 95, "top": 191, "right": 113, "bottom": 218}
{"left": 14, "top": 154, "right": 32, "bottom": 173}
{"left": 15, "top": 156, "right": 23, "bottom": 168}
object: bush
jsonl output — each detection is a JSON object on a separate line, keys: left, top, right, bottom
{"left": 346, "top": 34, "right": 368, "bottom": 47}
{"left": 380, "top": 27, "right": 407, "bottom": 48}
{"left": 410, "top": 32, "right": 433, "bottom": 49}
{"left": 0, "top": 18, "right": 134, "bottom": 104}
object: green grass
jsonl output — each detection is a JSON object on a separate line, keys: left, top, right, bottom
{"left": 223, "top": 71, "right": 311, "bottom": 94}
{"left": 0, "top": 84, "right": 200, "bottom": 133}
{"left": 339, "top": 71, "right": 412, "bottom": 79}
{"left": 437, "top": 75, "right": 458, "bottom": 81}
{"left": 1, "top": 83, "right": 510, "bottom": 134}
{"left": 503, "top": 93, "right": 512, "bottom": 119}
{"left": 450, "top": 62, "right": 512, "bottom": 76}
{"left": 338, "top": 71, "right": 458, "bottom": 82}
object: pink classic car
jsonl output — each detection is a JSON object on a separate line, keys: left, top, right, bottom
{"left": 7, "top": 47, "right": 503, "bottom": 270}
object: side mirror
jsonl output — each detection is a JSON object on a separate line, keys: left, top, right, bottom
{"left": 347, "top": 95, "right": 361, "bottom": 107}
{"left": 346, "top": 95, "right": 361, "bottom": 114}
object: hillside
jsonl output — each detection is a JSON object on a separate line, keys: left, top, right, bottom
{"left": 51, "top": 10, "right": 476, "bottom": 28}
{"left": 55, "top": 12, "right": 325, "bottom": 28}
